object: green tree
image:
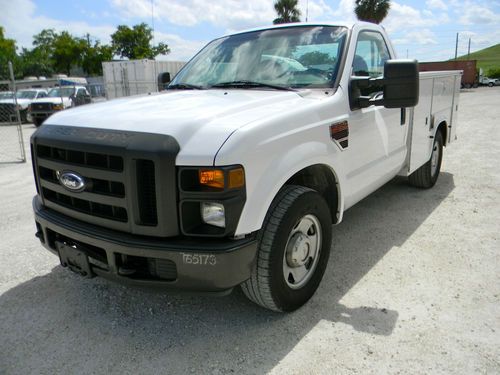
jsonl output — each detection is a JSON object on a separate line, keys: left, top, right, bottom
{"left": 32, "top": 29, "right": 57, "bottom": 54}
{"left": 354, "top": 0, "right": 391, "bottom": 24}
{"left": 20, "top": 29, "right": 58, "bottom": 77}
{"left": 18, "top": 47, "right": 54, "bottom": 77}
{"left": 51, "top": 31, "right": 87, "bottom": 75}
{"left": 273, "top": 0, "right": 301, "bottom": 25}
{"left": 298, "top": 51, "right": 335, "bottom": 66}
{"left": 81, "top": 35, "right": 113, "bottom": 76}
{"left": 0, "top": 27, "right": 19, "bottom": 79}
{"left": 487, "top": 68, "right": 500, "bottom": 79}
{"left": 111, "top": 23, "right": 170, "bottom": 59}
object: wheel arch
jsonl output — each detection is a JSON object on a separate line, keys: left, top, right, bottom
{"left": 436, "top": 121, "right": 448, "bottom": 146}
{"left": 284, "top": 164, "right": 341, "bottom": 224}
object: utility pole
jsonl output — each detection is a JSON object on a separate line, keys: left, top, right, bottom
{"left": 454, "top": 32, "right": 459, "bottom": 60}
{"left": 151, "top": 0, "right": 155, "bottom": 47}
{"left": 467, "top": 37, "right": 471, "bottom": 59}
{"left": 306, "top": 0, "right": 309, "bottom": 22}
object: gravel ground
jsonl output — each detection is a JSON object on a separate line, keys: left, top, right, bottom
{"left": 0, "top": 87, "right": 499, "bottom": 375}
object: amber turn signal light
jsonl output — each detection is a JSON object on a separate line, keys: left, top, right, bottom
{"left": 228, "top": 168, "right": 245, "bottom": 189}
{"left": 199, "top": 167, "right": 245, "bottom": 189}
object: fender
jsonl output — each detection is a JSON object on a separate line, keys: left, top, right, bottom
{"left": 219, "top": 139, "right": 346, "bottom": 236}
{"left": 432, "top": 110, "right": 450, "bottom": 145}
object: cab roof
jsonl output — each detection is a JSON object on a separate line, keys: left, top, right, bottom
{"left": 226, "top": 21, "right": 381, "bottom": 38}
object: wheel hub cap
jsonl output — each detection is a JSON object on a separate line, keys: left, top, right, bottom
{"left": 282, "top": 214, "right": 322, "bottom": 290}
{"left": 286, "top": 233, "right": 311, "bottom": 267}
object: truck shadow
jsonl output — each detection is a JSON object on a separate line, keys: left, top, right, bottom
{"left": 0, "top": 173, "right": 455, "bottom": 374}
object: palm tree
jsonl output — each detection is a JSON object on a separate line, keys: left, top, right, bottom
{"left": 354, "top": 0, "right": 391, "bottom": 24}
{"left": 273, "top": 0, "right": 301, "bottom": 25}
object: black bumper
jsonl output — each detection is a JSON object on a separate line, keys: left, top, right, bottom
{"left": 30, "top": 112, "right": 52, "bottom": 120}
{"left": 33, "top": 197, "right": 258, "bottom": 293}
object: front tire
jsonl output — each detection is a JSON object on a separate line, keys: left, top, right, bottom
{"left": 33, "top": 118, "right": 44, "bottom": 127}
{"left": 408, "top": 131, "right": 443, "bottom": 188}
{"left": 241, "top": 185, "right": 332, "bottom": 312}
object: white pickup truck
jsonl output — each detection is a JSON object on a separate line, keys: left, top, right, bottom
{"left": 31, "top": 22, "right": 461, "bottom": 312}
{"left": 28, "top": 86, "right": 91, "bottom": 127}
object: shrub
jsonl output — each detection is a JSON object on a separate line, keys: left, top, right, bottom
{"left": 487, "top": 68, "right": 500, "bottom": 79}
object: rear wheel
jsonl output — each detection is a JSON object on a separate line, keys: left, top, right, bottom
{"left": 408, "top": 131, "right": 443, "bottom": 188}
{"left": 488, "top": 82, "right": 493, "bottom": 87}
{"left": 241, "top": 185, "right": 332, "bottom": 312}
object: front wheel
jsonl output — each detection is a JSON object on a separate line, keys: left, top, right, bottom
{"left": 33, "top": 118, "right": 44, "bottom": 127}
{"left": 408, "top": 131, "right": 443, "bottom": 188}
{"left": 241, "top": 185, "right": 332, "bottom": 312}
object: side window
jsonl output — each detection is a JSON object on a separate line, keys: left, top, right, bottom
{"left": 77, "top": 89, "right": 85, "bottom": 97}
{"left": 37, "top": 92, "right": 46, "bottom": 98}
{"left": 352, "top": 31, "right": 391, "bottom": 77}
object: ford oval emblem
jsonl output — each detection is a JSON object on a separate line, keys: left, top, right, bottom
{"left": 57, "top": 171, "right": 86, "bottom": 192}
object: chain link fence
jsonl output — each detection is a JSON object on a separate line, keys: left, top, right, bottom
{"left": 0, "top": 62, "right": 26, "bottom": 163}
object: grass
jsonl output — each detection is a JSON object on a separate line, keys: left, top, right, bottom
{"left": 453, "top": 43, "right": 500, "bottom": 75}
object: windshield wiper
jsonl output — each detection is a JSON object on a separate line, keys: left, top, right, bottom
{"left": 209, "top": 80, "right": 295, "bottom": 91}
{"left": 167, "top": 83, "right": 205, "bottom": 90}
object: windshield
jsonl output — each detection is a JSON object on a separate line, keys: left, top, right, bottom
{"left": 16, "top": 91, "right": 37, "bottom": 99}
{"left": 0, "top": 92, "right": 14, "bottom": 99}
{"left": 171, "top": 26, "right": 347, "bottom": 89}
{"left": 47, "top": 87, "right": 75, "bottom": 98}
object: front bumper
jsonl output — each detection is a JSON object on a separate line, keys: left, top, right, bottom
{"left": 29, "top": 112, "right": 51, "bottom": 121}
{"left": 33, "top": 197, "right": 258, "bottom": 293}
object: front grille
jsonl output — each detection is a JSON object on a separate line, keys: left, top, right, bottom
{"left": 42, "top": 187, "right": 128, "bottom": 222}
{"left": 39, "top": 166, "right": 125, "bottom": 197}
{"left": 32, "top": 126, "right": 180, "bottom": 237}
{"left": 136, "top": 159, "right": 157, "bottom": 226}
{"left": 37, "top": 145, "right": 123, "bottom": 171}
{"left": 31, "top": 103, "right": 52, "bottom": 112}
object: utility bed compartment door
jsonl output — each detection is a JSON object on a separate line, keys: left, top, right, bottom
{"left": 408, "top": 77, "right": 433, "bottom": 174}
{"left": 448, "top": 74, "right": 461, "bottom": 144}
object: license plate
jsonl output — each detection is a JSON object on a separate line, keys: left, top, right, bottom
{"left": 56, "top": 241, "right": 94, "bottom": 278}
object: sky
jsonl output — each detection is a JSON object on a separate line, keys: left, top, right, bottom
{"left": 1, "top": 0, "right": 499, "bottom": 62}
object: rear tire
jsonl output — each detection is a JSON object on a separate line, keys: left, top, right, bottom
{"left": 408, "top": 131, "right": 443, "bottom": 188}
{"left": 241, "top": 185, "right": 332, "bottom": 312}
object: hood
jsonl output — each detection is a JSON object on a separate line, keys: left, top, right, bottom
{"left": 45, "top": 89, "right": 317, "bottom": 165}
{"left": 0, "top": 98, "right": 31, "bottom": 108}
{"left": 31, "top": 97, "right": 72, "bottom": 105}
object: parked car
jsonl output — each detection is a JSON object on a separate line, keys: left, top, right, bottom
{"left": 31, "top": 22, "right": 461, "bottom": 312}
{"left": 0, "top": 89, "right": 47, "bottom": 123}
{"left": 0, "top": 91, "right": 14, "bottom": 100}
{"left": 28, "top": 86, "right": 91, "bottom": 127}
{"left": 479, "top": 76, "right": 498, "bottom": 87}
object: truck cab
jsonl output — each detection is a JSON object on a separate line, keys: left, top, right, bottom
{"left": 31, "top": 22, "right": 460, "bottom": 311}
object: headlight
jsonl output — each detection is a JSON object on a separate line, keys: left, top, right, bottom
{"left": 53, "top": 104, "right": 64, "bottom": 110}
{"left": 179, "top": 165, "right": 245, "bottom": 236}
{"left": 201, "top": 202, "right": 225, "bottom": 228}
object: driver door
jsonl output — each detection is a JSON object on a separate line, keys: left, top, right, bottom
{"left": 344, "top": 30, "right": 406, "bottom": 206}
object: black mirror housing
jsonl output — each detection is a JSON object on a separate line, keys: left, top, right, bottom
{"left": 349, "top": 59, "right": 419, "bottom": 110}
{"left": 158, "top": 72, "right": 171, "bottom": 90}
{"left": 383, "top": 59, "right": 419, "bottom": 108}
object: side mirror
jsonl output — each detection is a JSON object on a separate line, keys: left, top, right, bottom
{"left": 158, "top": 72, "right": 171, "bottom": 90}
{"left": 349, "top": 59, "right": 419, "bottom": 110}
{"left": 383, "top": 60, "right": 419, "bottom": 108}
